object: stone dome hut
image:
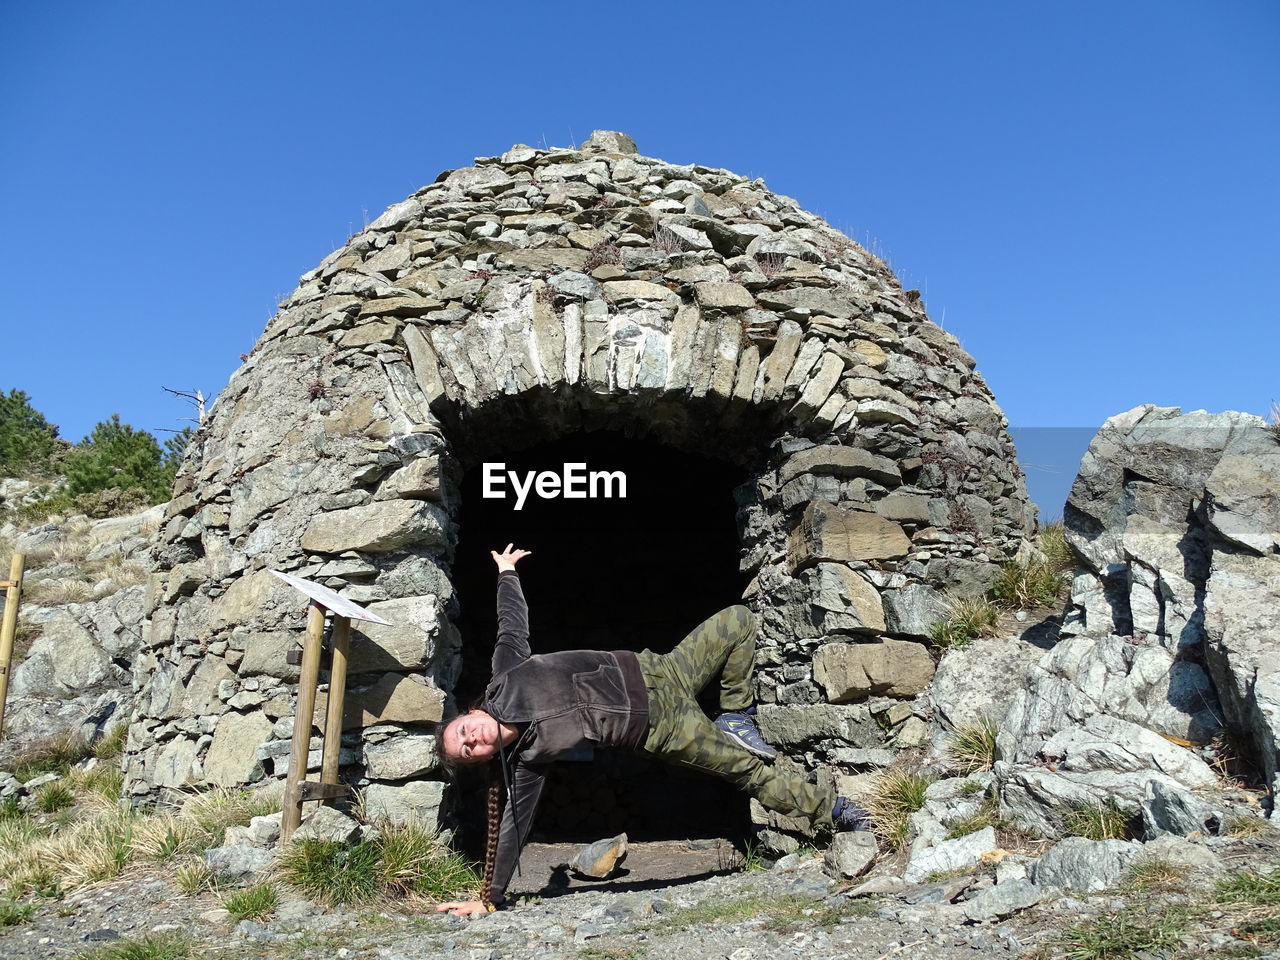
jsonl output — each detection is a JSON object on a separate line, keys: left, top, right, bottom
{"left": 125, "top": 131, "right": 1036, "bottom": 841}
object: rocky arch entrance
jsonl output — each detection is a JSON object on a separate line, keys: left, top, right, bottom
{"left": 449, "top": 427, "right": 755, "bottom": 845}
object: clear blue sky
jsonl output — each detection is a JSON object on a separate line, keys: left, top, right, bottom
{"left": 2, "top": 1, "right": 1276, "bottom": 515}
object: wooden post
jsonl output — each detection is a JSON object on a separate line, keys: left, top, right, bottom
{"left": 0, "top": 554, "right": 26, "bottom": 740}
{"left": 319, "top": 616, "right": 351, "bottom": 801}
{"left": 281, "top": 602, "right": 326, "bottom": 841}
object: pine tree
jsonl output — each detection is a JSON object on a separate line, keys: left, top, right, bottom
{"left": 0, "top": 389, "right": 60, "bottom": 478}
{"left": 65, "top": 414, "right": 175, "bottom": 504}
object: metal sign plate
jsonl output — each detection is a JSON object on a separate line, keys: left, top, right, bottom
{"left": 269, "top": 570, "right": 393, "bottom": 625}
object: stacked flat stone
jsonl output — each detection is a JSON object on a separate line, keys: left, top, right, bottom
{"left": 125, "top": 131, "right": 1036, "bottom": 825}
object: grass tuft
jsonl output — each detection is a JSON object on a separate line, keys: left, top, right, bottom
{"left": 173, "top": 858, "right": 213, "bottom": 895}
{"left": 1036, "top": 520, "right": 1075, "bottom": 574}
{"left": 10, "top": 730, "right": 94, "bottom": 781}
{"left": 948, "top": 716, "right": 998, "bottom": 773}
{"left": 70, "top": 763, "right": 124, "bottom": 800}
{"left": 33, "top": 780, "right": 76, "bottom": 813}
{"left": 944, "top": 799, "right": 999, "bottom": 841}
{"left": 0, "top": 898, "right": 34, "bottom": 926}
{"left": 929, "top": 595, "right": 1000, "bottom": 649}
{"left": 1123, "top": 855, "right": 1185, "bottom": 891}
{"left": 866, "top": 767, "right": 934, "bottom": 850}
{"left": 375, "top": 822, "right": 481, "bottom": 901}
{"left": 73, "top": 932, "right": 193, "bottom": 960}
{"left": 130, "top": 816, "right": 208, "bottom": 862}
{"left": 1052, "top": 907, "right": 1192, "bottom": 960}
{"left": 94, "top": 724, "right": 129, "bottom": 761}
{"left": 1217, "top": 869, "right": 1280, "bottom": 907}
{"left": 1226, "top": 813, "right": 1274, "bottom": 838}
{"left": 221, "top": 882, "right": 279, "bottom": 922}
{"left": 1063, "top": 799, "right": 1135, "bottom": 841}
{"left": 178, "top": 786, "right": 281, "bottom": 847}
{"left": 277, "top": 825, "right": 480, "bottom": 906}
{"left": 278, "top": 838, "right": 383, "bottom": 905}
{"left": 989, "top": 556, "right": 1067, "bottom": 609}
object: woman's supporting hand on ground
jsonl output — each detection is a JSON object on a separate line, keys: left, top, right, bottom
{"left": 436, "top": 899, "right": 492, "bottom": 916}
{"left": 491, "top": 543, "right": 531, "bottom": 572}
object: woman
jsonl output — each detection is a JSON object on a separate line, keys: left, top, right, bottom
{"left": 436, "top": 544, "right": 866, "bottom": 915}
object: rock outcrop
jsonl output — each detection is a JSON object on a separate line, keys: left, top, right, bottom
{"left": 0, "top": 506, "right": 162, "bottom": 756}
{"left": 986, "top": 405, "right": 1278, "bottom": 835}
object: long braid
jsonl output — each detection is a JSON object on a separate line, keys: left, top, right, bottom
{"left": 480, "top": 765, "right": 502, "bottom": 910}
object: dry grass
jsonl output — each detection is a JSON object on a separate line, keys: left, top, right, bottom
{"left": 23, "top": 575, "right": 95, "bottom": 606}
{"left": 1036, "top": 520, "right": 1075, "bottom": 573}
{"left": 176, "top": 785, "right": 283, "bottom": 846}
{"left": 9, "top": 730, "right": 95, "bottom": 781}
{"left": 129, "top": 815, "right": 211, "bottom": 863}
{"left": 866, "top": 766, "right": 935, "bottom": 851}
{"left": 88, "top": 552, "right": 150, "bottom": 594}
{"left": 5, "top": 511, "right": 148, "bottom": 616}
{"left": 1227, "top": 812, "right": 1276, "bottom": 838}
{"left": 948, "top": 716, "right": 999, "bottom": 773}
{"left": 0, "top": 800, "right": 135, "bottom": 897}
{"left": 1123, "top": 854, "right": 1186, "bottom": 891}
{"left": 0, "top": 777, "right": 283, "bottom": 902}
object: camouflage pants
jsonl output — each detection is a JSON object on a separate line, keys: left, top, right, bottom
{"left": 635, "top": 605, "right": 834, "bottom": 827}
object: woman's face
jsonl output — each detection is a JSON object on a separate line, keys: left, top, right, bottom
{"left": 442, "top": 709, "right": 501, "bottom": 763}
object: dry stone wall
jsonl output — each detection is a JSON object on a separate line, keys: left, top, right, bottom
{"left": 126, "top": 131, "right": 1035, "bottom": 829}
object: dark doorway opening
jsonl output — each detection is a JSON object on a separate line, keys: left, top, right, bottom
{"left": 450, "top": 430, "right": 755, "bottom": 848}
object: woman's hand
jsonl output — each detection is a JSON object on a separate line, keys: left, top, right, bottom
{"left": 491, "top": 543, "right": 531, "bottom": 572}
{"left": 436, "top": 899, "right": 492, "bottom": 916}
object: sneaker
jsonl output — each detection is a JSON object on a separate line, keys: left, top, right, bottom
{"left": 714, "top": 712, "right": 777, "bottom": 760}
{"left": 832, "top": 796, "right": 871, "bottom": 832}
